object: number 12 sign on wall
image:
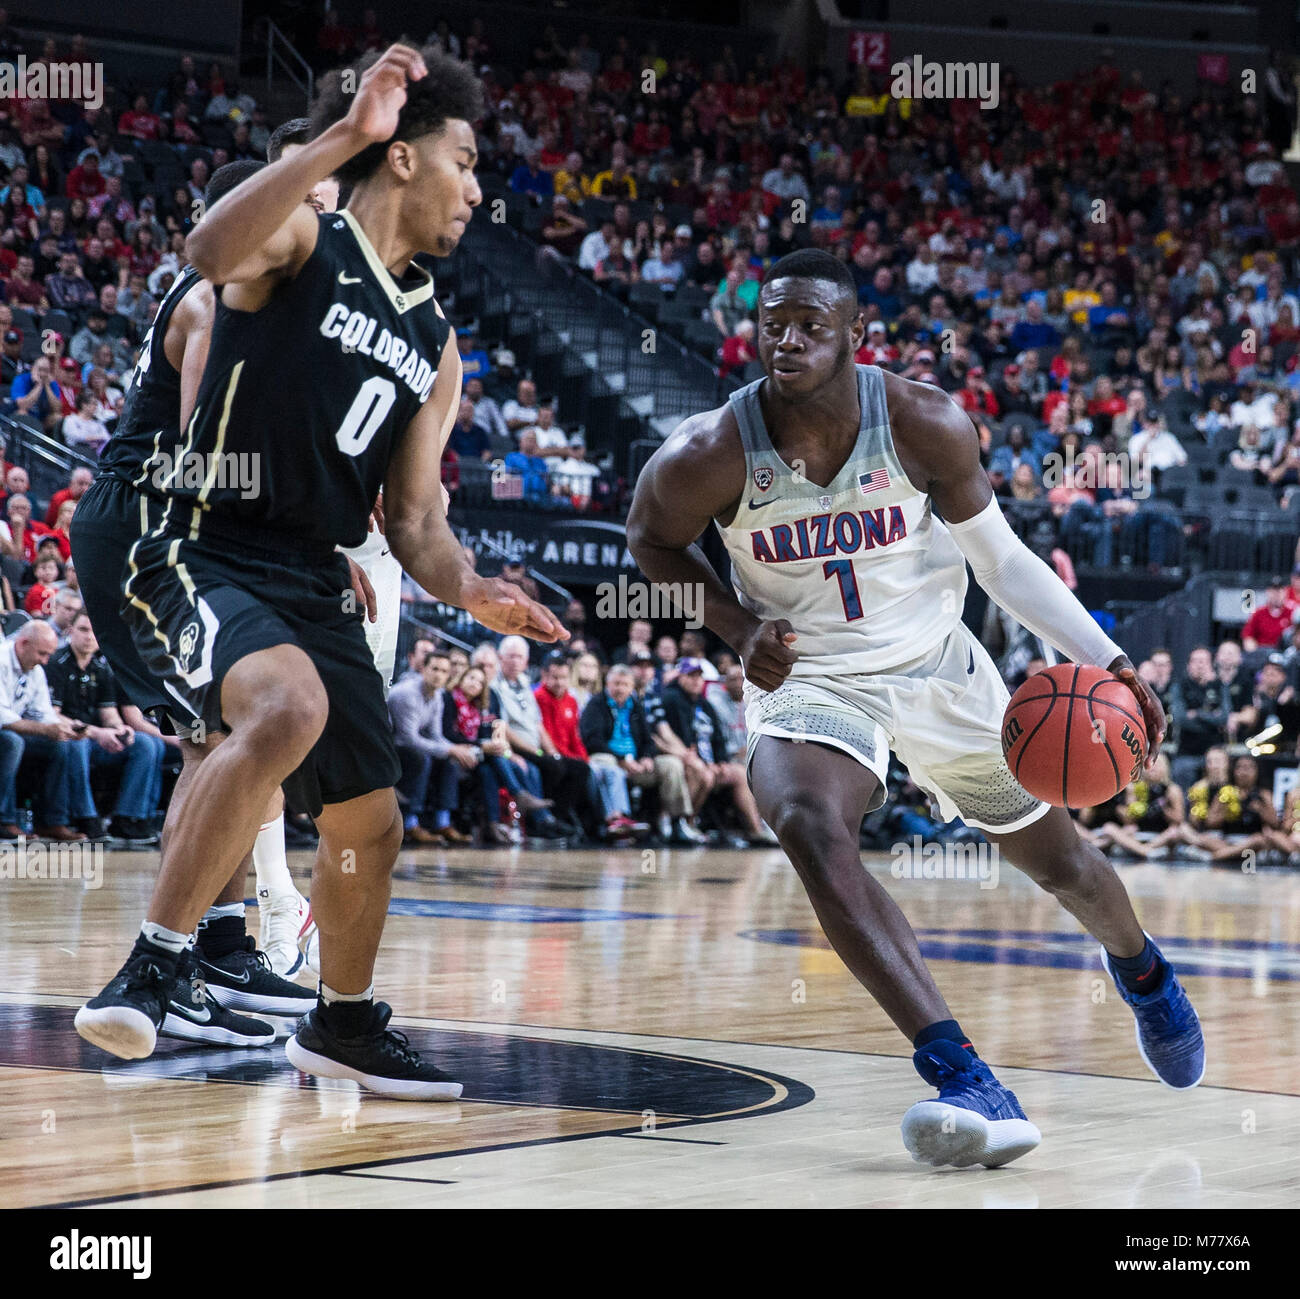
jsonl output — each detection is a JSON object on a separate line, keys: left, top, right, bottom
{"left": 848, "top": 30, "right": 890, "bottom": 70}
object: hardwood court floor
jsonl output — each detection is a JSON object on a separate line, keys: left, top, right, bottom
{"left": 2, "top": 843, "right": 1298, "bottom": 1208}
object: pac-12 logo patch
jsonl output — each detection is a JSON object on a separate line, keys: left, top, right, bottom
{"left": 753, "top": 466, "right": 774, "bottom": 492}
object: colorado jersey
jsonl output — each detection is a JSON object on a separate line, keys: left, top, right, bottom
{"left": 98, "top": 263, "right": 203, "bottom": 491}
{"left": 717, "top": 364, "right": 967, "bottom": 677}
{"left": 157, "top": 209, "right": 452, "bottom": 551}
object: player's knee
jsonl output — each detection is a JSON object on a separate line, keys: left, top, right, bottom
{"left": 768, "top": 793, "right": 840, "bottom": 866}
{"left": 247, "top": 677, "right": 328, "bottom": 759}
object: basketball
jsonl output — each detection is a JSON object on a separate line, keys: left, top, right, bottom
{"left": 1001, "top": 665, "right": 1148, "bottom": 809}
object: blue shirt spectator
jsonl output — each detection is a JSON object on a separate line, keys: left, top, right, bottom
{"left": 456, "top": 334, "right": 491, "bottom": 381}
{"left": 1010, "top": 318, "right": 1061, "bottom": 352}
{"left": 448, "top": 399, "right": 490, "bottom": 461}
{"left": 510, "top": 160, "right": 554, "bottom": 200}
{"left": 504, "top": 431, "right": 551, "bottom": 501}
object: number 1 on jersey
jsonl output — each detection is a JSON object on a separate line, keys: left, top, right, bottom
{"left": 822, "top": 558, "right": 864, "bottom": 621}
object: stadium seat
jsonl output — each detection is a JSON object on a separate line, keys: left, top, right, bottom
{"left": 42, "top": 310, "right": 75, "bottom": 340}
{"left": 683, "top": 320, "right": 722, "bottom": 359}
{"left": 627, "top": 283, "right": 663, "bottom": 322}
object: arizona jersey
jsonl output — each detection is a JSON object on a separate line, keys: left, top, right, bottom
{"left": 97, "top": 263, "right": 203, "bottom": 490}
{"left": 716, "top": 364, "right": 967, "bottom": 676}
{"left": 156, "top": 209, "right": 452, "bottom": 551}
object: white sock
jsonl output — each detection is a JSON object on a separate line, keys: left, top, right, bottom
{"left": 139, "top": 920, "right": 190, "bottom": 954}
{"left": 320, "top": 982, "right": 373, "bottom": 1005}
{"left": 200, "top": 901, "right": 244, "bottom": 927}
{"left": 253, "top": 815, "right": 295, "bottom": 898}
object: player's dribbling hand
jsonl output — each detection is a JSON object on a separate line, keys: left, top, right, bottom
{"left": 462, "top": 576, "right": 570, "bottom": 642}
{"left": 346, "top": 556, "right": 378, "bottom": 623}
{"left": 740, "top": 619, "right": 798, "bottom": 693}
{"left": 1109, "top": 654, "right": 1166, "bottom": 768}
{"left": 345, "top": 44, "right": 428, "bottom": 147}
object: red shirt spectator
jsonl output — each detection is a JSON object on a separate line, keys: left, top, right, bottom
{"left": 24, "top": 579, "right": 58, "bottom": 616}
{"left": 718, "top": 325, "right": 757, "bottom": 378}
{"left": 45, "top": 468, "right": 95, "bottom": 526}
{"left": 535, "top": 677, "right": 587, "bottom": 761}
{"left": 440, "top": 446, "right": 460, "bottom": 495}
{"left": 1242, "top": 601, "right": 1292, "bottom": 650}
{"left": 116, "top": 100, "right": 162, "bottom": 141}
{"left": 65, "top": 160, "right": 106, "bottom": 202}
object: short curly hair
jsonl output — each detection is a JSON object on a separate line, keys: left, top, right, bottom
{"left": 309, "top": 44, "right": 484, "bottom": 188}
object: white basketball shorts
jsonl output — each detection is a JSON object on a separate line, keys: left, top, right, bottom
{"left": 744, "top": 620, "right": 1049, "bottom": 833}
{"left": 342, "top": 528, "right": 403, "bottom": 692}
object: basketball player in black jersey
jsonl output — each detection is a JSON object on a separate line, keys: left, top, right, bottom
{"left": 76, "top": 45, "right": 565, "bottom": 1097}
{"left": 629, "top": 251, "right": 1204, "bottom": 1167}
{"left": 72, "top": 161, "right": 323, "bottom": 1047}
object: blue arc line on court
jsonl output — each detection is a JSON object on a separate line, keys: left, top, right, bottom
{"left": 248, "top": 897, "right": 684, "bottom": 923}
{"left": 737, "top": 927, "right": 1300, "bottom": 981}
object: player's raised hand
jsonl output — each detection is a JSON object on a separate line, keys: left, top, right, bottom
{"left": 462, "top": 576, "right": 570, "bottom": 643}
{"left": 1109, "top": 655, "right": 1166, "bottom": 765}
{"left": 345, "top": 44, "right": 428, "bottom": 147}
{"left": 740, "top": 619, "right": 798, "bottom": 693}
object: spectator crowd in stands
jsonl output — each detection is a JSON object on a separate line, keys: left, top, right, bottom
{"left": 1, "top": 15, "right": 1299, "bottom": 858}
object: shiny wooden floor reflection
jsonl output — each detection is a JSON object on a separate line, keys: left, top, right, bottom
{"left": 2, "top": 844, "right": 1298, "bottom": 1208}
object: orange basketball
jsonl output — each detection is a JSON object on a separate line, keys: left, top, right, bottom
{"left": 1001, "top": 664, "right": 1148, "bottom": 809}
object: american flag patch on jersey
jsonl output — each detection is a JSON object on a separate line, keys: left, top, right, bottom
{"left": 858, "top": 467, "right": 890, "bottom": 495}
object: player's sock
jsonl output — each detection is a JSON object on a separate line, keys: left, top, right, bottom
{"left": 134, "top": 921, "right": 188, "bottom": 976}
{"left": 913, "top": 1019, "right": 976, "bottom": 1055}
{"left": 319, "top": 982, "right": 375, "bottom": 1036}
{"left": 253, "top": 815, "right": 295, "bottom": 897}
{"left": 197, "top": 903, "right": 246, "bottom": 959}
{"left": 1105, "top": 936, "right": 1166, "bottom": 995}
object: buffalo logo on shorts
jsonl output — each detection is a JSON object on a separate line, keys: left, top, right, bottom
{"left": 176, "top": 619, "right": 203, "bottom": 673}
{"left": 753, "top": 466, "right": 774, "bottom": 492}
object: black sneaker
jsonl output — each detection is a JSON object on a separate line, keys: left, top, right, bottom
{"left": 161, "top": 953, "right": 277, "bottom": 1047}
{"left": 74, "top": 816, "right": 111, "bottom": 842}
{"left": 193, "top": 935, "right": 317, "bottom": 1016}
{"left": 109, "top": 816, "right": 160, "bottom": 847}
{"left": 286, "top": 1001, "right": 463, "bottom": 1100}
{"left": 74, "top": 949, "right": 173, "bottom": 1059}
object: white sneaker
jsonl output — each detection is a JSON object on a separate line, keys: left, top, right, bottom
{"left": 258, "top": 890, "right": 308, "bottom": 976}
{"left": 297, "top": 904, "right": 320, "bottom": 977}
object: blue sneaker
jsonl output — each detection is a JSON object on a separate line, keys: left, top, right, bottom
{"left": 901, "top": 1040, "right": 1042, "bottom": 1168}
{"left": 1101, "top": 934, "right": 1205, "bottom": 1090}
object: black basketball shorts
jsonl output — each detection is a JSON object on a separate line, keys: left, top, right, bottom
{"left": 118, "top": 500, "right": 398, "bottom": 817}
{"left": 70, "top": 474, "right": 175, "bottom": 719}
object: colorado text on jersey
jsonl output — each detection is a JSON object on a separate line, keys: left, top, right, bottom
{"left": 318, "top": 303, "right": 437, "bottom": 400}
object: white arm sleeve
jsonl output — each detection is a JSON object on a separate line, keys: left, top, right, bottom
{"left": 946, "top": 498, "right": 1124, "bottom": 669}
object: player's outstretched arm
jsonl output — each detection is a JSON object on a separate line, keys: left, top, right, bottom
{"left": 385, "top": 333, "right": 567, "bottom": 644}
{"left": 185, "top": 43, "right": 427, "bottom": 289}
{"left": 626, "top": 412, "right": 797, "bottom": 692}
{"left": 889, "top": 372, "right": 1165, "bottom": 751}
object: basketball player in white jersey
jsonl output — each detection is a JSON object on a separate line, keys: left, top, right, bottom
{"left": 628, "top": 249, "right": 1204, "bottom": 1170}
